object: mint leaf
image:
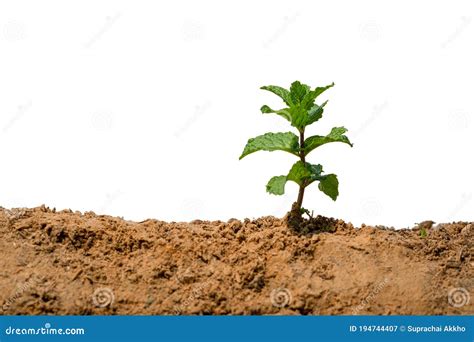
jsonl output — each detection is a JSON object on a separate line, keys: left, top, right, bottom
{"left": 287, "top": 161, "right": 323, "bottom": 186}
{"left": 261, "top": 82, "right": 335, "bottom": 130}
{"left": 287, "top": 105, "right": 308, "bottom": 131}
{"left": 318, "top": 174, "right": 339, "bottom": 201}
{"left": 260, "top": 85, "right": 292, "bottom": 106}
{"left": 304, "top": 127, "right": 353, "bottom": 155}
{"left": 300, "top": 83, "right": 331, "bottom": 109}
{"left": 260, "top": 105, "right": 292, "bottom": 123}
{"left": 289, "top": 81, "right": 311, "bottom": 104}
{"left": 301, "top": 92, "right": 318, "bottom": 110}
{"left": 300, "top": 83, "right": 334, "bottom": 110}
{"left": 239, "top": 132, "right": 299, "bottom": 159}
{"left": 266, "top": 175, "right": 287, "bottom": 195}
{"left": 306, "top": 100, "right": 328, "bottom": 126}
{"left": 307, "top": 163, "right": 324, "bottom": 182}
{"left": 266, "top": 162, "right": 324, "bottom": 195}
{"left": 287, "top": 161, "right": 310, "bottom": 186}
{"left": 313, "top": 82, "right": 335, "bottom": 98}
{"left": 265, "top": 161, "right": 337, "bottom": 200}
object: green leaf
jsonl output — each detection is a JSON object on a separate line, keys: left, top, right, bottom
{"left": 239, "top": 132, "right": 299, "bottom": 160}
{"left": 300, "top": 83, "right": 333, "bottom": 110}
{"left": 266, "top": 175, "right": 287, "bottom": 195}
{"left": 289, "top": 81, "right": 311, "bottom": 104}
{"left": 301, "top": 92, "right": 318, "bottom": 110}
{"left": 262, "top": 102, "right": 323, "bottom": 131}
{"left": 306, "top": 100, "right": 328, "bottom": 126}
{"left": 307, "top": 163, "right": 324, "bottom": 182}
{"left": 287, "top": 161, "right": 310, "bottom": 186}
{"left": 318, "top": 174, "right": 339, "bottom": 201}
{"left": 301, "top": 82, "right": 334, "bottom": 125}
{"left": 304, "top": 127, "right": 353, "bottom": 155}
{"left": 260, "top": 85, "right": 292, "bottom": 106}
{"left": 313, "top": 82, "right": 335, "bottom": 98}
{"left": 260, "top": 105, "right": 292, "bottom": 123}
{"left": 260, "top": 81, "right": 335, "bottom": 130}
{"left": 287, "top": 105, "right": 308, "bottom": 131}
{"left": 420, "top": 228, "right": 427, "bottom": 238}
{"left": 287, "top": 161, "right": 323, "bottom": 186}
{"left": 265, "top": 162, "right": 338, "bottom": 200}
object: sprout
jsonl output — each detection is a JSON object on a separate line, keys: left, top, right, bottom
{"left": 240, "top": 81, "right": 353, "bottom": 225}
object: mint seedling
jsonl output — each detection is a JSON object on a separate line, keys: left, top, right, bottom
{"left": 240, "top": 81, "right": 353, "bottom": 225}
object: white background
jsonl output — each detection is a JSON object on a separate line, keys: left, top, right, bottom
{"left": 1, "top": 0, "right": 473, "bottom": 228}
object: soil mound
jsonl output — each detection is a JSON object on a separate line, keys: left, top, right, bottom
{"left": 0, "top": 206, "right": 472, "bottom": 315}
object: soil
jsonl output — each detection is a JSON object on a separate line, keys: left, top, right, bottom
{"left": 0, "top": 205, "right": 472, "bottom": 315}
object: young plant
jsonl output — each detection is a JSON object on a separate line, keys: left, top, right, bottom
{"left": 239, "top": 81, "right": 353, "bottom": 222}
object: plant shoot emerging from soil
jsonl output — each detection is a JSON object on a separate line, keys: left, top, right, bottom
{"left": 240, "top": 81, "right": 353, "bottom": 227}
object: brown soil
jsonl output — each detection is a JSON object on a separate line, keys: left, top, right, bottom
{"left": 0, "top": 205, "right": 472, "bottom": 315}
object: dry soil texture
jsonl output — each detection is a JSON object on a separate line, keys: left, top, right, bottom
{"left": 0, "top": 206, "right": 473, "bottom": 315}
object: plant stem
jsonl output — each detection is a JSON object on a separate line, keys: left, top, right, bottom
{"left": 295, "top": 130, "right": 306, "bottom": 212}
{"left": 295, "top": 186, "right": 305, "bottom": 211}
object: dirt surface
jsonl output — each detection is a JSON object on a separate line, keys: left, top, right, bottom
{"left": 0, "top": 205, "right": 472, "bottom": 315}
